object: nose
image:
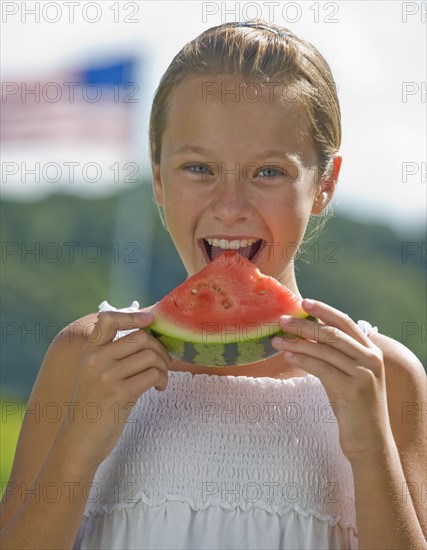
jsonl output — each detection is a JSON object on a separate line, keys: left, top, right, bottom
{"left": 210, "top": 164, "right": 254, "bottom": 225}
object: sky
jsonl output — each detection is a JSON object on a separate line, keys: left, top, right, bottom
{"left": 1, "top": 0, "right": 426, "bottom": 234}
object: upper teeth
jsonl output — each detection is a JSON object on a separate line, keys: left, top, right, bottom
{"left": 205, "top": 238, "right": 259, "bottom": 249}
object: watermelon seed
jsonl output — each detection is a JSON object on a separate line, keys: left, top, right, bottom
{"left": 212, "top": 282, "right": 221, "bottom": 291}
{"left": 258, "top": 289, "right": 267, "bottom": 295}
{"left": 191, "top": 288, "right": 199, "bottom": 294}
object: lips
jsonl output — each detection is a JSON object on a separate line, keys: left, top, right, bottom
{"left": 201, "top": 238, "right": 264, "bottom": 263}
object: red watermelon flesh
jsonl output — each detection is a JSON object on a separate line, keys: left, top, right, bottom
{"left": 150, "top": 251, "right": 307, "bottom": 345}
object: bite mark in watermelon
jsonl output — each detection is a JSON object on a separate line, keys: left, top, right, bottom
{"left": 150, "top": 251, "right": 311, "bottom": 366}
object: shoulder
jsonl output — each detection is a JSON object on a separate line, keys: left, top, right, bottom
{"left": 46, "top": 312, "right": 99, "bottom": 359}
{"left": 57, "top": 312, "right": 100, "bottom": 341}
{"left": 370, "top": 331, "right": 425, "bottom": 415}
{"left": 29, "top": 312, "right": 102, "bottom": 406}
{"left": 370, "top": 330, "right": 425, "bottom": 452}
{"left": 369, "top": 330, "right": 426, "bottom": 394}
{"left": 24, "top": 312, "right": 102, "bottom": 411}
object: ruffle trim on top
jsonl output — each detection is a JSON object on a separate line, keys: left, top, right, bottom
{"left": 83, "top": 491, "right": 353, "bottom": 529}
{"left": 75, "top": 499, "right": 359, "bottom": 550}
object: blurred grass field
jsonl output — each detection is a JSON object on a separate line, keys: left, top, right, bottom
{"left": 1, "top": 397, "right": 25, "bottom": 494}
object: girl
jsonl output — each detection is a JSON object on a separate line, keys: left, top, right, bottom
{"left": 1, "top": 20, "right": 426, "bottom": 550}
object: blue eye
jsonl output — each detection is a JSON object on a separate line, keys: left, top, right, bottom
{"left": 258, "top": 167, "right": 284, "bottom": 179}
{"left": 188, "top": 164, "right": 210, "bottom": 174}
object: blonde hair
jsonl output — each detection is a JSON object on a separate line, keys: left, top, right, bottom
{"left": 149, "top": 20, "right": 341, "bottom": 240}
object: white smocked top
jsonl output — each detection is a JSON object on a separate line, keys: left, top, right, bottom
{"left": 73, "top": 300, "right": 378, "bottom": 550}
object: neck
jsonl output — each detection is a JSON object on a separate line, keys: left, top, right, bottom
{"left": 278, "top": 262, "right": 301, "bottom": 298}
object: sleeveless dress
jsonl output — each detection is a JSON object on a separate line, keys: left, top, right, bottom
{"left": 73, "top": 300, "right": 378, "bottom": 550}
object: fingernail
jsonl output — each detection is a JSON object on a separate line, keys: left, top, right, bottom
{"left": 272, "top": 336, "right": 284, "bottom": 345}
{"left": 303, "top": 299, "right": 314, "bottom": 310}
{"left": 285, "top": 351, "right": 294, "bottom": 358}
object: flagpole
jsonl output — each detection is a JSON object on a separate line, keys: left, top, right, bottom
{"left": 108, "top": 179, "right": 156, "bottom": 308}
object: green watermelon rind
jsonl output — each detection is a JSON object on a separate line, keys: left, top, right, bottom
{"left": 150, "top": 330, "right": 282, "bottom": 366}
{"left": 149, "top": 314, "right": 316, "bottom": 367}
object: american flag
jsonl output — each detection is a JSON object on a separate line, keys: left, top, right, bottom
{"left": 1, "top": 57, "right": 141, "bottom": 195}
{"left": 1, "top": 58, "right": 137, "bottom": 146}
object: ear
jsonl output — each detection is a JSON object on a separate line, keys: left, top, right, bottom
{"left": 311, "top": 154, "right": 342, "bottom": 215}
{"left": 151, "top": 154, "right": 164, "bottom": 207}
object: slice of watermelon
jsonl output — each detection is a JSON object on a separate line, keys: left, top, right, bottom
{"left": 149, "top": 251, "right": 310, "bottom": 367}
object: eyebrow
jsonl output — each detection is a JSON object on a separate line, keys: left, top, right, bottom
{"left": 172, "top": 145, "right": 210, "bottom": 156}
{"left": 172, "top": 145, "right": 303, "bottom": 163}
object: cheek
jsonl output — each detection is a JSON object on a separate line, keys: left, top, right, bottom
{"left": 163, "top": 169, "right": 209, "bottom": 211}
{"left": 288, "top": 174, "right": 317, "bottom": 213}
{"left": 164, "top": 183, "right": 197, "bottom": 212}
{"left": 161, "top": 178, "right": 200, "bottom": 234}
{"left": 262, "top": 182, "right": 315, "bottom": 241}
{"left": 263, "top": 182, "right": 312, "bottom": 219}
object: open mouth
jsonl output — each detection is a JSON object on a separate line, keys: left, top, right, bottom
{"left": 201, "top": 238, "right": 264, "bottom": 263}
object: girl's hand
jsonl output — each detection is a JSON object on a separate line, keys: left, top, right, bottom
{"left": 58, "top": 310, "right": 171, "bottom": 466}
{"left": 271, "top": 299, "right": 393, "bottom": 464}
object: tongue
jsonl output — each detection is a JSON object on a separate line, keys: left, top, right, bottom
{"left": 210, "top": 242, "right": 259, "bottom": 262}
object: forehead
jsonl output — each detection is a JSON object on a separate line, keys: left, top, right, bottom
{"left": 163, "top": 75, "right": 316, "bottom": 163}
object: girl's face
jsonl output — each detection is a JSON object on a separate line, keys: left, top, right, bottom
{"left": 153, "top": 76, "right": 339, "bottom": 288}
